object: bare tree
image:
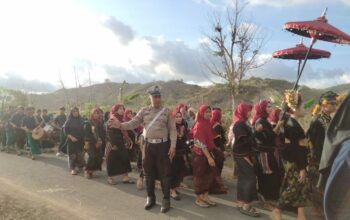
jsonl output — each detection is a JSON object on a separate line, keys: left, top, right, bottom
{"left": 73, "top": 66, "right": 82, "bottom": 107}
{"left": 88, "top": 69, "right": 93, "bottom": 103}
{"left": 203, "top": 0, "right": 267, "bottom": 107}
{"left": 58, "top": 71, "right": 71, "bottom": 108}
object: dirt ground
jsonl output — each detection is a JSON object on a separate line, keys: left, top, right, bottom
{"left": 0, "top": 182, "right": 82, "bottom": 220}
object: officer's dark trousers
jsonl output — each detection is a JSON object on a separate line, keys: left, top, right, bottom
{"left": 143, "top": 141, "right": 171, "bottom": 201}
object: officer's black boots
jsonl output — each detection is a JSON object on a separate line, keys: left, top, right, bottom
{"left": 160, "top": 178, "right": 171, "bottom": 213}
{"left": 144, "top": 196, "right": 156, "bottom": 210}
{"left": 160, "top": 199, "right": 170, "bottom": 213}
{"left": 144, "top": 178, "right": 156, "bottom": 210}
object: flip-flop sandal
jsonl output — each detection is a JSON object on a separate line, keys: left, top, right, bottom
{"left": 195, "top": 200, "right": 210, "bottom": 208}
{"left": 205, "top": 199, "right": 216, "bottom": 207}
{"left": 236, "top": 205, "right": 243, "bottom": 210}
{"left": 240, "top": 206, "right": 260, "bottom": 217}
{"left": 171, "top": 194, "right": 181, "bottom": 201}
{"left": 107, "top": 179, "right": 117, "bottom": 185}
{"left": 122, "top": 180, "right": 135, "bottom": 184}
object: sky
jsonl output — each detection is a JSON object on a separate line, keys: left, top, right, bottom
{"left": 0, "top": 0, "right": 349, "bottom": 92}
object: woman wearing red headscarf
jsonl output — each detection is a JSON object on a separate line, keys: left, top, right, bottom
{"left": 83, "top": 108, "right": 105, "bottom": 179}
{"left": 124, "top": 108, "right": 145, "bottom": 189}
{"left": 210, "top": 109, "right": 226, "bottom": 175}
{"left": 232, "top": 103, "right": 260, "bottom": 217}
{"left": 105, "top": 104, "right": 134, "bottom": 185}
{"left": 123, "top": 109, "right": 138, "bottom": 162}
{"left": 252, "top": 100, "right": 284, "bottom": 210}
{"left": 191, "top": 104, "right": 225, "bottom": 208}
{"left": 268, "top": 108, "right": 285, "bottom": 181}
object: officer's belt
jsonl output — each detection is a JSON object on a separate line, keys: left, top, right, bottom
{"left": 146, "top": 137, "right": 168, "bottom": 144}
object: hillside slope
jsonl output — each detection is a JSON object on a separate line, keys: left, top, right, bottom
{"left": 28, "top": 78, "right": 349, "bottom": 111}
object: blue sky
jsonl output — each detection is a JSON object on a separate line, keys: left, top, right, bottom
{"left": 0, "top": 0, "right": 349, "bottom": 92}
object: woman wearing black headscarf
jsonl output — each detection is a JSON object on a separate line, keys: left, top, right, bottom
{"left": 83, "top": 108, "right": 105, "bottom": 179}
{"left": 64, "top": 107, "right": 85, "bottom": 175}
{"left": 170, "top": 111, "right": 188, "bottom": 200}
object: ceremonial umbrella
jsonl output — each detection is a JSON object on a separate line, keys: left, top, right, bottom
{"left": 272, "top": 41, "right": 331, "bottom": 77}
{"left": 284, "top": 8, "right": 350, "bottom": 89}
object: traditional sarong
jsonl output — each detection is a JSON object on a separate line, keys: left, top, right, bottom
{"left": 235, "top": 157, "right": 257, "bottom": 203}
{"left": 27, "top": 133, "right": 41, "bottom": 155}
{"left": 277, "top": 161, "right": 310, "bottom": 209}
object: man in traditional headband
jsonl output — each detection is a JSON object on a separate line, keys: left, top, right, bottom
{"left": 307, "top": 91, "right": 338, "bottom": 216}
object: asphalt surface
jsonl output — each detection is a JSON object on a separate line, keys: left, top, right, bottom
{"left": 0, "top": 152, "right": 317, "bottom": 220}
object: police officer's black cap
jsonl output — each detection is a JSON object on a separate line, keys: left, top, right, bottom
{"left": 147, "top": 85, "right": 161, "bottom": 96}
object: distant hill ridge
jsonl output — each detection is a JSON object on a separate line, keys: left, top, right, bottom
{"left": 28, "top": 78, "right": 349, "bottom": 111}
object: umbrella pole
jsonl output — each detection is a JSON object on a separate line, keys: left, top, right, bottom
{"left": 297, "top": 59, "right": 301, "bottom": 77}
{"left": 293, "top": 38, "right": 316, "bottom": 90}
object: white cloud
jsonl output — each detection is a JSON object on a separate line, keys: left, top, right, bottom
{"left": 342, "top": 0, "right": 350, "bottom": 6}
{"left": 340, "top": 72, "right": 350, "bottom": 83}
{"left": 102, "top": 16, "right": 135, "bottom": 45}
{"left": 198, "top": 37, "right": 211, "bottom": 45}
{"left": 0, "top": 73, "right": 57, "bottom": 92}
{"left": 249, "top": 58, "right": 350, "bottom": 88}
{"left": 192, "top": 0, "right": 218, "bottom": 7}
{"left": 256, "top": 53, "right": 272, "bottom": 65}
{"left": 0, "top": 0, "right": 347, "bottom": 93}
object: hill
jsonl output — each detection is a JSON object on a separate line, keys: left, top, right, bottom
{"left": 326, "top": 83, "right": 350, "bottom": 93}
{"left": 28, "top": 78, "right": 349, "bottom": 112}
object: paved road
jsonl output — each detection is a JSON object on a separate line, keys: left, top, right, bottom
{"left": 0, "top": 152, "right": 316, "bottom": 220}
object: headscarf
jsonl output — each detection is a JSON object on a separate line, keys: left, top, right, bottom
{"left": 192, "top": 104, "right": 214, "bottom": 150}
{"left": 110, "top": 104, "right": 124, "bottom": 122}
{"left": 268, "top": 108, "right": 282, "bottom": 124}
{"left": 90, "top": 108, "right": 101, "bottom": 126}
{"left": 96, "top": 108, "right": 104, "bottom": 122}
{"left": 63, "top": 107, "right": 84, "bottom": 138}
{"left": 233, "top": 103, "right": 252, "bottom": 124}
{"left": 175, "top": 111, "right": 186, "bottom": 135}
{"left": 68, "top": 107, "right": 80, "bottom": 120}
{"left": 104, "top": 111, "right": 110, "bottom": 123}
{"left": 123, "top": 109, "right": 133, "bottom": 122}
{"left": 252, "top": 100, "right": 270, "bottom": 125}
{"left": 319, "top": 92, "right": 350, "bottom": 189}
{"left": 175, "top": 104, "right": 185, "bottom": 112}
{"left": 210, "top": 109, "right": 222, "bottom": 127}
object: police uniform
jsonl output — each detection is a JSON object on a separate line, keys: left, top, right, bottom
{"left": 120, "top": 85, "right": 177, "bottom": 213}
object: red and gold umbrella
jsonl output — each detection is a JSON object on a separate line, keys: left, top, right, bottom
{"left": 272, "top": 42, "right": 331, "bottom": 76}
{"left": 283, "top": 8, "right": 350, "bottom": 89}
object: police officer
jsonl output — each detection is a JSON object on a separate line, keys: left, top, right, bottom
{"left": 113, "top": 85, "right": 177, "bottom": 213}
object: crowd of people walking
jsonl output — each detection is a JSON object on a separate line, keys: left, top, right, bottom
{"left": 0, "top": 85, "right": 348, "bottom": 219}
